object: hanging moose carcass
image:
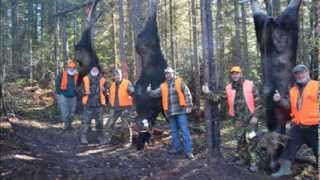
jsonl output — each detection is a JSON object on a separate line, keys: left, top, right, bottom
{"left": 72, "top": 0, "right": 166, "bottom": 149}
{"left": 75, "top": 0, "right": 101, "bottom": 79}
{"left": 249, "top": 0, "right": 301, "bottom": 133}
{"left": 134, "top": 0, "right": 168, "bottom": 150}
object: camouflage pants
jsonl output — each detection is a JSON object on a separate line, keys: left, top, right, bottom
{"left": 105, "top": 108, "right": 135, "bottom": 144}
{"left": 233, "top": 119, "right": 258, "bottom": 166}
{"left": 81, "top": 106, "right": 104, "bottom": 137}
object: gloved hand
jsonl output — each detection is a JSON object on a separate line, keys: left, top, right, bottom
{"left": 147, "top": 84, "right": 152, "bottom": 92}
{"left": 250, "top": 116, "right": 258, "bottom": 124}
{"left": 202, "top": 83, "right": 211, "bottom": 94}
{"left": 273, "top": 90, "right": 281, "bottom": 102}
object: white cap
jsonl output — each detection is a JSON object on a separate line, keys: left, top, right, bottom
{"left": 164, "top": 67, "right": 175, "bottom": 73}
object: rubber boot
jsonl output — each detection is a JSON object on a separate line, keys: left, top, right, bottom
{"left": 104, "top": 132, "right": 112, "bottom": 144}
{"left": 80, "top": 135, "right": 88, "bottom": 144}
{"left": 249, "top": 163, "right": 258, "bottom": 172}
{"left": 97, "top": 130, "right": 108, "bottom": 145}
{"left": 271, "top": 160, "right": 292, "bottom": 177}
{"left": 80, "top": 124, "right": 89, "bottom": 144}
{"left": 63, "top": 121, "right": 72, "bottom": 130}
{"left": 123, "top": 126, "right": 133, "bottom": 148}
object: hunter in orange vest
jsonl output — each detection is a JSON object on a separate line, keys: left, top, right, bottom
{"left": 272, "top": 64, "right": 319, "bottom": 177}
{"left": 82, "top": 75, "right": 107, "bottom": 106}
{"left": 109, "top": 79, "right": 133, "bottom": 107}
{"left": 80, "top": 66, "right": 108, "bottom": 145}
{"left": 223, "top": 66, "right": 259, "bottom": 121}
{"left": 55, "top": 60, "right": 79, "bottom": 130}
{"left": 147, "top": 67, "right": 194, "bottom": 160}
{"left": 105, "top": 69, "right": 135, "bottom": 146}
{"left": 160, "top": 78, "right": 187, "bottom": 112}
{"left": 226, "top": 80, "right": 256, "bottom": 117}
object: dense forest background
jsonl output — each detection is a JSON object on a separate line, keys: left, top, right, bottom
{"left": 0, "top": 0, "right": 318, "bottom": 85}
{"left": 0, "top": 1, "right": 319, "bottom": 179}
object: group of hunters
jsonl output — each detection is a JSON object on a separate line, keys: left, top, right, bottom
{"left": 55, "top": 60, "right": 319, "bottom": 177}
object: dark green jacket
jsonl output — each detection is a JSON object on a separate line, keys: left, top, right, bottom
{"left": 55, "top": 73, "right": 77, "bottom": 97}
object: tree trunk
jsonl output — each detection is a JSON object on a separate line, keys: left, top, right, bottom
{"left": 125, "top": 0, "right": 134, "bottom": 80}
{"left": 190, "top": 0, "right": 201, "bottom": 118}
{"left": 62, "top": 16, "right": 68, "bottom": 63}
{"left": 200, "top": 0, "right": 221, "bottom": 160}
{"left": 241, "top": 3, "right": 249, "bottom": 73}
{"left": 73, "top": 15, "right": 77, "bottom": 56}
{"left": 118, "top": 0, "right": 127, "bottom": 78}
{"left": 0, "top": 0, "right": 5, "bottom": 111}
{"left": 111, "top": 1, "right": 117, "bottom": 69}
{"left": 10, "top": 0, "right": 17, "bottom": 68}
{"left": 216, "top": 0, "right": 224, "bottom": 85}
{"left": 129, "top": 0, "right": 144, "bottom": 80}
{"left": 233, "top": 0, "right": 242, "bottom": 66}
{"left": 28, "top": 0, "right": 33, "bottom": 82}
{"left": 0, "top": 0, "right": 4, "bottom": 82}
{"left": 54, "top": 0, "right": 60, "bottom": 75}
{"left": 38, "top": 1, "right": 44, "bottom": 44}
{"left": 164, "top": 0, "right": 168, "bottom": 53}
{"left": 169, "top": 0, "right": 175, "bottom": 68}
{"left": 61, "top": 0, "right": 68, "bottom": 64}
{"left": 297, "top": 4, "right": 308, "bottom": 64}
{"left": 310, "top": 0, "right": 319, "bottom": 79}
{"left": 29, "top": 38, "right": 33, "bottom": 82}
{"left": 0, "top": 82, "right": 6, "bottom": 116}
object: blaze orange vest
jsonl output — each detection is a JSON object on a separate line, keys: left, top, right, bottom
{"left": 82, "top": 76, "right": 107, "bottom": 105}
{"left": 226, "top": 80, "right": 255, "bottom": 117}
{"left": 289, "top": 80, "right": 319, "bottom": 125}
{"left": 60, "top": 70, "right": 79, "bottom": 90}
{"left": 109, "top": 79, "right": 133, "bottom": 107}
{"left": 160, "top": 78, "right": 187, "bottom": 111}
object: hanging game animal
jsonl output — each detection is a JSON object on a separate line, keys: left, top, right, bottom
{"left": 134, "top": 0, "right": 168, "bottom": 150}
{"left": 74, "top": 0, "right": 166, "bottom": 149}
{"left": 250, "top": 0, "right": 301, "bottom": 133}
{"left": 75, "top": 0, "right": 101, "bottom": 79}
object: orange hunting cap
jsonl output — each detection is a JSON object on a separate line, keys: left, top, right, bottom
{"left": 67, "top": 60, "right": 77, "bottom": 68}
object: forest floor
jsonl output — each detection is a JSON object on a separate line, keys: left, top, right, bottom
{"left": 0, "top": 81, "right": 318, "bottom": 180}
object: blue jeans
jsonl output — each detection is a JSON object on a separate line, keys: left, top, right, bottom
{"left": 57, "top": 95, "right": 77, "bottom": 126}
{"left": 169, "top": 114, "right": 193, "bottom": 154}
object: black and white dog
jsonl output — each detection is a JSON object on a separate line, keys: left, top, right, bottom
{"left": 136, "top": 118, "right": 152, "bottom": 150}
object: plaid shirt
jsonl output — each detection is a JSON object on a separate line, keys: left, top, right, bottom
{"left": 150, "top": 77, "right": 193, "bottom": 117}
